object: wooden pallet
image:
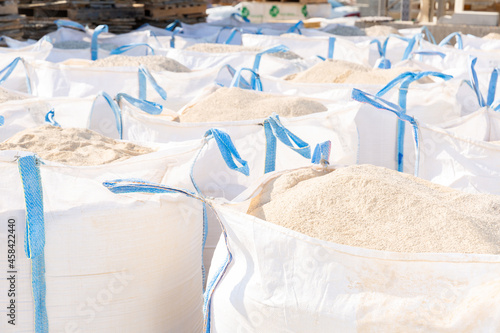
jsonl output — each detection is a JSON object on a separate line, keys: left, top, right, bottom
{"left": 0, "top": 1, "right": 18, "bottom": 15}
{"left": 68, "top": 4, "right": 144, "bottom": 20}
{"left": 144, "top": 2, "right": 206, "bottom": 20}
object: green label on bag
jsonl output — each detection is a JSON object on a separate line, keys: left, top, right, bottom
{"left": 269, "top": 5, "right": 280, "bottom": 17}
{"left": 241, "top": 6, "right": 250, "bottom": 18}
{"left": 302, "top": 5, "right": 308, "bottom": 17}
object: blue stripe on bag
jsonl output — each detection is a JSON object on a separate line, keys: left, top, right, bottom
{"left": 110, "top": 43, "right": 155, "bottom": 56}
{"left": 18, "top": 155, "right": 48, "bottom": 333}
{"left": 0, "top": 115, "right": 4, "bottom": 126}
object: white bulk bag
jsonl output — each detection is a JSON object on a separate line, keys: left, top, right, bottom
{"left": 204, "top": 167, "right": 500, "bottom": 333}
{"left": 242, "top": 33, "right": 370, "bottom": 66}
{"left": 352, "top": 89, "right": 500, "bottom": 195}
{"left": 0, "top": 93, "right": 122, "bottom": 141}
{"left": 23, "top": 59, "right": 221, "bottom": 111}
{"left": 0, "top": 147, "right": 207, "bottom": 332}
{"left": 0, "top": 128, "right": 254, "bottom": 332}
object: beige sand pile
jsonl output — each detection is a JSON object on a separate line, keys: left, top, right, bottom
{"left": 364, "top": 25, "right": 400, "bottom": 36}
{"left": 186, "top": 44, "right": 261, "bottom": 53}
{"left": 483, "top": 33, "right": 500, "bottom": 40}
{"left": 285, "top": 60, "right": 371, "bottom": 84}
{"left": 90, "top": 55, "right": 191, "bottom": 72}
{"left": 179, "top": 87, "right": 327, "bottom": 122}
{"left": 185, "top": 43, "right": 302, "bottom": 59}
{"left": 286, "top": 61, "right": 430, "bottom": 85}
{"left": 248, "top": 165, "right": 500, "bottom": 254}
{"left": 0, "top": 125, "right": 155, "bottom": 166}
{"left": 0, "top": 87, "right": 28, "bottom": 103}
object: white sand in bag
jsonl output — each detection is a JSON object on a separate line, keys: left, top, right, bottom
{"left": 248, "top": 165, "right": 500, "bottom": 254}
{"left": 0, "top": 125, "right": 155, "bottom": 166}
{"left": 90, "top": 55, "right": 191, "bottom": 72}
{"left": 179, "top": 87, "right": 327, "bottom": 122}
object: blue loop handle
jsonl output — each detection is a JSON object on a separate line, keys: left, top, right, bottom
{"left": 232, "top": 12, "right": 250, "bottom": 23}
{"left": 487, "top": 67, "right": 500, "bottom": 107}
{"left": 263, "top": 114, "right": 311, "bottom": 173}
{"left": 286, "top": 21, "right": 304, "bottom": 35}
{"left": 420, "top": 26, "right": 436, "bottom": 45}
{"left": 311, "top": 140, "right": 331, "bottom": 165}
{"left": 90, "top": 91, "right": 123, "bottom": 139}
{"left": 215, "top": 26, "right": 231, "bottom": 44}
{"left": 375, "top": 57, "right": 391, "bottom": 69}
{"left": 0, "top": 57, "right": 32, "bottom": 95}
{"left": 217, "top": 64, "right": 252, "bottom": 89}
{"left": 204, "top": 129, "right": 250, "bottom": 176}
{"left": 44, "top": 109, "right": 60, "bottom": 127}
{"left": 91, "top": 25, "right": 109, "bottom": 61}
{"left": 328, "top": 36, "right": 335, "bottom": 59}
{"left": 138, "top": 65, "right": 167, "bottom": 101}
{"left": 18, "top": 155, "right": 48, "bottom": 333}
{"left": 410, "top": 50, "right": 446, "bottom": 59}
{"left": 170, "top": 28, "right": 182, "bottom": 48}
{"left": 376, "top": 71, "right": 451, "bottom": 172}
{"left": 230, "top": 67, "right": 262, "bottom": 91}
{"left": 468, "top": 56, "right": 486, "bottom": 107}
{"left": 223, "top": 28, "right": 242, "bottom": 45}
{"left": 110, "top": 43, "right": 156, "bottom": 56}
{"left": 439, "top": 32, "right": 463, "bottom": 50}
{"left": 166, "top": 19, "right": 181, "bottom": 31}
{"left": 0, "top": 115, "right": 4, "bottom": 126}
{"left": 252, "top": 44, "right": 290, "bottom": 77}
{"left": 116, "top": 92, "right": 163, "bottom": 115}
{"left": 54, "top": 19, "right": 85, "bottom": 31}
{"left": 352, "top": 88, "right": 420, "bottom": 176}
{"left": 370, "top": 39, "right": 384, "bottom": 58}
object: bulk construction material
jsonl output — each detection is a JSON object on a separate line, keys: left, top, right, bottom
{"left": 206, "top": 165, "right": 500, "bottom": 333}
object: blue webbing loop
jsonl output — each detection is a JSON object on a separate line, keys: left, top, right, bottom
{"left": 90, "top": 91, "right": 123, "bottom": 139}
{"left": 376, "top": 71, "right": 452, "bottom": 172}
{"left": 230, "top": 67, "right": 262, "bottom": 91}
{"left": 0, "top": 115, "right": 4, "bottom": 126}
{"left": 410, "top": 50, "right": 446, "bottom": 59}
{"left": 44, "top": 109, "right": 60, "bottom": 127}
{"left": 166, "top": 19, "right": 181, "bottom": 31}
{"left": 216, "top": 64, "right": 252, "bottom": 89}
{"left": 327, "top": 36, "right": 335, "bottom": 59}
{"left": 110, "top": 43, "right": 156, "bottom": 56}
{"left": 231, "top": 12, "right": 250, "bottom": 23}
{"left": 351, "top": 88, "right": 421, "bottom": 176}
{"left": 0, "top": 57, "right": 32, "bottom": 94}
{"left": 487, "top": 68, "right": 500, "bottom": 107}
{"left": 438, "top": 32, "right": 463, "bottom": 50}
{"left": 263, "top": 114, "right": 311, "bottom": 173}
{"left": 116, "top": 92, "right": 163, "bottom": 116}
{"left": 311, "top": 140, "right": 331, "bottom": 165}
{"left": 138, "top": 64, "right": 167, "bottom": 101}
{"left": 420, "top": 26, "right": 436, "bottom": 45}
{"left": 224, "top": 28, "right": 242, "bottom": 45}
{"left": 286, "top": 20, "right": 304, "bottom": 35}
{"left": 18, "top": 155, "right": 48, "bottom": 333}
{"left": 91, "top": 25, "right": 108, "bottom": 61}
{"left": 54, "top": 19, "right": 85, "bottom": 31}
{"left": 468, "top": 56, "right": 486, "bottom": 107}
